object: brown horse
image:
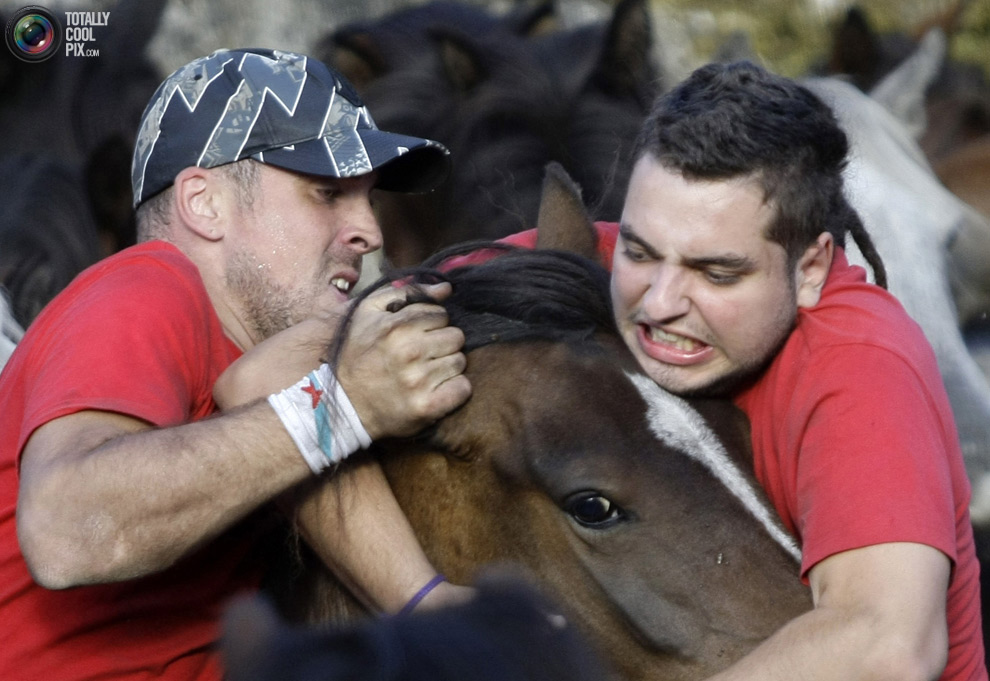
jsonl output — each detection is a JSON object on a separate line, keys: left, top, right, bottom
{"left": 262, "top": 165, "right": 812, "bottom": 681}
{"left": 936, "top": 133, "right": 990, "bottom": 223}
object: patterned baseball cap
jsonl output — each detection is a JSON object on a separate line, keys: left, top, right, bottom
{"left": 131, "top": 47, "right": 450, "bottom": 207}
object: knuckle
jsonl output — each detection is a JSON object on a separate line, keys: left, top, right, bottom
{"left": 440, "top": 325, "right": 465, "bottom": 349}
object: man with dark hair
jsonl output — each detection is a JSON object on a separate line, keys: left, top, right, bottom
{"left": 473, "top": 59, "right": 984, "bottom": 679}
{"left": 611, "top": 60, "right": 984, "bottom": 680}
{"left": 0, "top": 48, "right": 470, "bottom": 680}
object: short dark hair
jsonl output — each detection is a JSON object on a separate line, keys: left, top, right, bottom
{"left": 134, "top": 159, "right": 260, "bottom": 242}
{"left": 634, "top": 61, "right": 886, "bottom": 286}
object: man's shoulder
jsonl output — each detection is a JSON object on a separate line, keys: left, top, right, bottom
{"left": 26, "top": 241, "right": 214, "bottom": 346}
{"left": 89, "top": 240, "right": 198, "bottom": 284}
{"left": 815, "top": 252, "right": 931, "bottom": 357}
{"left": 64, "top": 241, "right": 207, "bottom": 310}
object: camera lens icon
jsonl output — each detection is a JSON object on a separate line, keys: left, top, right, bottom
{"left": 5, "top": 6, "right": 61, "bottom": 62}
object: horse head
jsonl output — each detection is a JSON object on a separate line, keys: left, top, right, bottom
{"left": 272, "top": 164, "right": 811, "bottom": 680}
{"left": 379, "top": 307, "right": 810, "bottom": 679}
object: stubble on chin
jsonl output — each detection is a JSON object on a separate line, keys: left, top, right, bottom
{"left": 670, "top": 318, "right": 796, "bottom": 400}
{"left": 224, "top": 251, "right": 302, "bottom": 341}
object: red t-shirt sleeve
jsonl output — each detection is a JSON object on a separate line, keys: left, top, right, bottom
{"left": 19, "top": 253, "right": 221, "bottom": 454}
{"left": 439, "top": 221, "right": 619, "bottom": 269}
{"left": 791, "top": 344, "right": 958, "bottom": 577}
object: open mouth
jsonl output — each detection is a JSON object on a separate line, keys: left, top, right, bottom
{"left": 330, "top": 277, "right": 354, "bottom": 295}
{"left": 637, "top": 324, "right": 713, "bottom": 366}
{"left": 649, "top": 326, "right": 705, "bottom": 353}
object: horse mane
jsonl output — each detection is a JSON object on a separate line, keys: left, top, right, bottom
{"left": 333, "top": 244, "right": 617, "bottom": 365}
{"left": 425, "top": 245, "right": 617, "bottom": 351}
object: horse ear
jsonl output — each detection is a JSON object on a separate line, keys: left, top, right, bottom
{"left": 591, "top": 0, "right": 656, "bottom": 104}
{"left": 324, "top": 31, "right": 388, "bottom": 91}
{"left": 535, "top": 162, "right": 599, "bottom": 259}
{"left": 826, "top": 6, "right": 881, "bottom": 88}
{"left": 868, "top": 28, "right": 946, "bottom": 140}
{"left": 504, "top": 0, "right": 557, "bottom": 38}
{"left": 435, "top": 32, "right": 487, "bottom": 93}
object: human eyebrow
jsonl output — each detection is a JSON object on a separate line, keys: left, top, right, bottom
{"left": 618, "top": 223, "right": 661, "bottom": 259}
{"left": 683, "top": 254, "right": 757, "bottom": 274}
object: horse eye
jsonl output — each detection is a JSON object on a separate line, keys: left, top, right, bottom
{"left": 565, "top": 491, "right": 625, "bottom": 528}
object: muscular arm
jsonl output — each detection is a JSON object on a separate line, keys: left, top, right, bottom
{"left": 18, "top": 282, "right": 470, "bottom": 597}
{"left": 17, "top": 402, "right": 309, "bottom": 589}
{"left": 288, "top": 459, "right": 456, "bottom": 613}
{"left": 708, "top": 542, "right": 950, "bottom": 681}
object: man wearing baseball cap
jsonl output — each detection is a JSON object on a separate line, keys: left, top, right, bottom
{"left": 0, "top": 48, "right": 470, "bottom": 680}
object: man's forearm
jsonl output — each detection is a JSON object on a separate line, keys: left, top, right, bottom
{"left": 291, "top": 457, "right": 441, "bottom": 614}
{"left": 707, "top": 604, "right": 943, "bottom": 681}
{"left": 17, "top": 401, "right": 310, "bottom": 588}
{"left": 707, "top": 544, "right": 949, "bottom": 681}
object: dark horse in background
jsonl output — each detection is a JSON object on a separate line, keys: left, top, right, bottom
{"left": 223, "top": 572, "right": 611, "bottom": 681}
{"left": 247, "top": 165, "right": 812, "bottom": 681}
{"left": 320, "top": 0, "right": 658, "bottom": 267}
{"left": 0, "top": 0, "right": 166, "bottom": 328}
{"left": 819, "top": 0, "right": 990, "bottom": 165}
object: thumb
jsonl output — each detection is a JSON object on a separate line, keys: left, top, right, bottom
{"left": 416, "top": 281, "right": 453, "bottom": 302}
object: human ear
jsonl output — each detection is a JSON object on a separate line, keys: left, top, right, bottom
{"left": 173, "top": 166, "right": 225, "bottom": 242}
{"left": 795, "top": 232, "right": 834, "bottom": 308}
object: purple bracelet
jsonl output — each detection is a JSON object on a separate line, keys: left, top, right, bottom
{"left": 398, "top": 574, "right": 447, "bottom": 616}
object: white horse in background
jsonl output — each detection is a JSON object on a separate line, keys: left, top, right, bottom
{"left": 802, "top": 29, "right": 990, "bottom": 525}
{"left": 0, "top": 293, "right": 23, "bottom": 373}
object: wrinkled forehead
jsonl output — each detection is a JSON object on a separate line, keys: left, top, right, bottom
{"left": 623, "top": 157, "right": 780, "bottom": 251}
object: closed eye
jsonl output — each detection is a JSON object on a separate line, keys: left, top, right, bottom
{"left": 621, "top": 245, "right": 655, "bottom": 264}
{"left": 317, "top": 185, "right": 341, "bottom": 203}
{"left": 702, "top": 269, "right": 742, "bottom": 285}
{"left": 564, "top": 491, "right": 627, "bottom": 529}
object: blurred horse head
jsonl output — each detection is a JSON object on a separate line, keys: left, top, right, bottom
{"left": 321, "top": 0, "right": 659, "bottom": 266}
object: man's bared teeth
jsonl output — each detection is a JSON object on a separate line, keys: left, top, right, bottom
{"left": 649, "top": 327, "right": 701, "bottom": 352}
{"left": 331, "top": 277, "right": 351, "bottom": 293}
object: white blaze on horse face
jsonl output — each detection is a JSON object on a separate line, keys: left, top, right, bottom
{"left": 626, "top": 371, "right": 802, "bottom": 563}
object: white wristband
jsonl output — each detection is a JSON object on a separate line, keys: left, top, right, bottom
{"left": 267, "top": 364, "right": 372, "bottom": 474}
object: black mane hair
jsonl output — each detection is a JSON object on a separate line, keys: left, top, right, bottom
{"left": 331, "top": 243, "right": 617, "bottom": 367}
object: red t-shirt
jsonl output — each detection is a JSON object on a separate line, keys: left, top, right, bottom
{"left": 0, "top": 242, "right": 261, "bottom": 680}
{"left": 734, "top": 248, "right": 985, "bottom": 681}
{"left": 465, "top": 222, "right": 986, "bottom": 680}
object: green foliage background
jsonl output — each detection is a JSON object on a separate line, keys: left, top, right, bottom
{"left": 653, "top": 0, "right": 989, "bottom": 79}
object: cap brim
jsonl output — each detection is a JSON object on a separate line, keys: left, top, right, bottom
{"left": 255, "top": 129, "right": 450, "bottom": 194}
